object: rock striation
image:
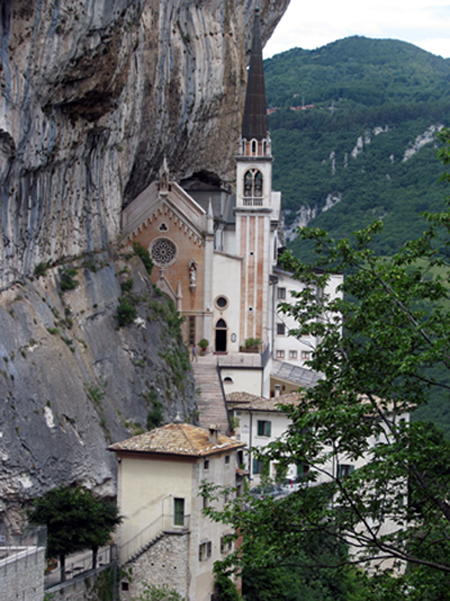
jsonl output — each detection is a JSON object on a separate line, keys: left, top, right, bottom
{"left": 0, "top": 0, "right": 289, "bottom": 287}
{"left": 0, "top": 0, "right": 290, "bottom": 523}
{"left": 0, "top": 250, "right": 196, "bottom": 524}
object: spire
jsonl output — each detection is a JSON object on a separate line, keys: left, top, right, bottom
{"left": 242, "top": 9, "right": 268, "bottom": 141}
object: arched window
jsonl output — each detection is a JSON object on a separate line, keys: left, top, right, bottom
{"left": 243, "top": 170, "right": 263, "bottom": 205}
{"left": 251, "top": 140, "right": 257, "bottom": 155}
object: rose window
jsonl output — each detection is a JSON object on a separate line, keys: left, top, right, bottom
{"left": 151, "top": 238, "right": 177, "bottom": 266}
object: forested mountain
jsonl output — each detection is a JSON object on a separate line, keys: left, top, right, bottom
{"left": 265, "top": 37, "right": 450, "bottom": 434}
{"left": 264, "top": 36, "right": 450, "bottom": 259}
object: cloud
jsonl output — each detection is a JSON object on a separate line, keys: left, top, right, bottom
{"left": 264, "top": 1, "right": 450, "bottom": 58}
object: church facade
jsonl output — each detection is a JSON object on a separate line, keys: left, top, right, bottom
{"left": 121, "top": 12, "right": 341, "bottom": 398}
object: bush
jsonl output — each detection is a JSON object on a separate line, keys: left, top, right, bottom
{"left": 117, "top": 297, "right": 137, "bottom": 326}
{"left": 120, "top": 278, "right": 134, "bottom": 293}
{"left": 146, "top": 398, "right": 163, "bottom": 430}
{"left": 198, "top": 338, "right": 209, "bottom": 350}
{"left": 60, "top": 267, "right": 79, "bottom": 291}
{"left": 244, "top": 337, "right": 261, "bottom": 349}
{"left": 34, "top": 261, "right": 50, "bottom": 278}
{"left": 133, "top": 242, "right": 153, "bottom": 275}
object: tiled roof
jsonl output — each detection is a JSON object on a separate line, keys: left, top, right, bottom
{"left": 226, "top": 391, "right": 301, "bottom": 412}
{"left": 109, "top": 423, "right": 244, "bottom": 458}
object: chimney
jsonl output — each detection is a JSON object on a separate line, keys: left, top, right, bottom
{"left": 274, "top": 384, "right": 281, "bottom": 398}
{"left": 209, "top": 424, "right": 220, "bottom": 444}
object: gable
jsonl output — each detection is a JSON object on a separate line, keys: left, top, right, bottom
{"left": 122, "top": 181, "right": 207, "bottom": 245}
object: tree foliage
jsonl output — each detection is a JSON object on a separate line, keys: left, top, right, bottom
{"left": 263, "top": 37, "right": 450, "bottom": 260}
{"left": 28, "top": 485, "right": 121, "bottom": 581}
{"left": 204, "top": 129, "right": 450, "bottom": 598}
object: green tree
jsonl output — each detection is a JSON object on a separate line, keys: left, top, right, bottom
{"left": 204, "top": 130, "right": 450, "bottom": 598}
{"left": 28, "top": 485, "right": 121, "bottom": 581}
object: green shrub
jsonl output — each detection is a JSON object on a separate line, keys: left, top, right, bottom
{"left": 146, "top": 397, "right": 163, "bottom": 430}
{"left": 34, "top": 261, "right": 50, "bottom": 278}
{"left": 120, "top": 278, "right": 134, "bottom": 293}
{"left": 117, "top": 297, "right": 137, "bottom": 326}
{"left": 133, "top": 242, "right": 153, "bottom": 275}
{"left": 244, "top": 337, "right": 261, "bottom": 349}
{"left": 198, "top": 338, "right": 209, "bottom": 350}
{"left": 60, "top": 267, "right": 79, "bottom": 291}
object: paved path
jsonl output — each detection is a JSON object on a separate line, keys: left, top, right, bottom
{"left": 192, "top": 353, "right": 230, "bottom": 435}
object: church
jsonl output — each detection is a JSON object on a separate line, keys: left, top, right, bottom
{"left": 121, "top": 12, "right": 341, "bottom": 398}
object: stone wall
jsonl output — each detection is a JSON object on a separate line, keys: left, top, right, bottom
{"left": 0, "top": 547, "right": 45, "bottom": 601}
{"left": 121, "top": 532, "right": 190, "bottom": 600}
{"left": 46, "top": 565, "right": 116, "bottom": 601}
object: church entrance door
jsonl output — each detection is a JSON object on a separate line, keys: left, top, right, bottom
{"left": 215, "top": 319, "right": 227, "bottom": 352}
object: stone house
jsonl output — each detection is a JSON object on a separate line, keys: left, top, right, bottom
{"left": 109, "top": 422, "right": 245, "bottom": 601}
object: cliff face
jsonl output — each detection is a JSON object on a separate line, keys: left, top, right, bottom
{"left": 0, "top": 0, "right": 289, "bottom": 520}
{"left": 0, "top": 251, "right": 196, "bottom": 523}
{"left": 0, "top": 0, "right": 289, "bottom": 287}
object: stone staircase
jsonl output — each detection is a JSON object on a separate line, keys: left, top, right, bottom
{"left": 192, "top": 353, "right": 230, "bottom": 435}
{"left": 121, "top": 532, "right": 165, "bottom": 566}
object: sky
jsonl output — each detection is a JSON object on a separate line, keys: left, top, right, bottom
{"left": 264, "top": 1, "right": 450, "bottom": 60}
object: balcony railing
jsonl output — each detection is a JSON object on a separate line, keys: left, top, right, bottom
{"left": 119, "top": 513, "right": 190, "bottom": 564}
{"left": 243, "top": 197, "right": 264, "bottom": 207}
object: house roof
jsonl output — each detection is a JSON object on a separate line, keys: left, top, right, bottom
{"left": 109, "top": 423, "right": 244, "bottom": 458}
{"left": 226, "top": 391, "right": 301, "bottom": 412}
{"left": 271, "top": 359, "right": 323, "bottom": 388}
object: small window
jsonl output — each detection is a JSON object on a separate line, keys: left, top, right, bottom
{"left": 199, "top": 541, "right": 212, "bottom": 561}
{"left": 252, "top": 458, "right": 264, "bottom": 474}
{"left": 277, "top": 287, "right": 286, "bottom": 299}
{"left": 297, "top": 464, "right": 309, "bottom": 477}
{"left": 337, "top": 464, "right": 354, "bottom": 478}
{"left": 215, "top": 296, "right": 228, "bottom": 310}
{"left": 289, "top": 350, "right": 297, "bottom": 359}
{"left": 257, "top": 420, "right": 271, "bottom": 437}
{"left": 221, "top": 535, "right": 233, "bottom": 554}
{"left": 204, "top": 459, "right": 209, "bottom": 470}
{"left": 301, "top": 351, "right": 311, "bottom": 359}
{"left": 174, "top": 498, "right": 185, "bottom": 526}
{"left": 225, "top": 455, "right": 230, "bottom": 465}
{"left": 188, "top": 316, "right": 196, "bottom": 347}
{"left": 121, "top": 582, "right": 129, "bottom": 592}
{"left": 223, "top": 376, "right": 233, "bottom": 384}
{"left": 277, "top": 323, "right": 285, "bottom": 335}
{"left": 276, "top": 350, "right": 285, "bottom": 359}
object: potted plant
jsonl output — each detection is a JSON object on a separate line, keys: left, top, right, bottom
{"left": 243, "top": 337, "right": 261, "bottom": 353}
{"left": 198, "top": 338, "right": 209, "bottom": 356}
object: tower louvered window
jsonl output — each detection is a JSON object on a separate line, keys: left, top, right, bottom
{"left": 243, "top": 170, "right": 263, "bottom": 206}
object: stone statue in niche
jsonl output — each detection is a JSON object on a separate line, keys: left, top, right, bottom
{"left": 159, "top": 157, "right": 170, "bottom": 195}
{"left": 189, "top": 259, "right": 198, "bottom": 292}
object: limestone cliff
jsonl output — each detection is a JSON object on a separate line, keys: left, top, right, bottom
{"left": 0, "top": 0, "right": 289, "bottom": 520}
{"left": 0, "top": 0, "right": 289, "bottom": 286}
{"left": 0, "top": 250, "right": 196, "bottom": 525}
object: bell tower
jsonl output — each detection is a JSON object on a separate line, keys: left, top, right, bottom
{"left": 235, "top": 8, "right": 275, "bottom": 347}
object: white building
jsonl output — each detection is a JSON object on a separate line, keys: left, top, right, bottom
{"left": 109, "top": 422, "right": 245, "bottom": 601}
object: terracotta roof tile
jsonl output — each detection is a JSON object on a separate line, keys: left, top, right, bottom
{"left": 109, "top": 423, "right": 244, "bottom": 457}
